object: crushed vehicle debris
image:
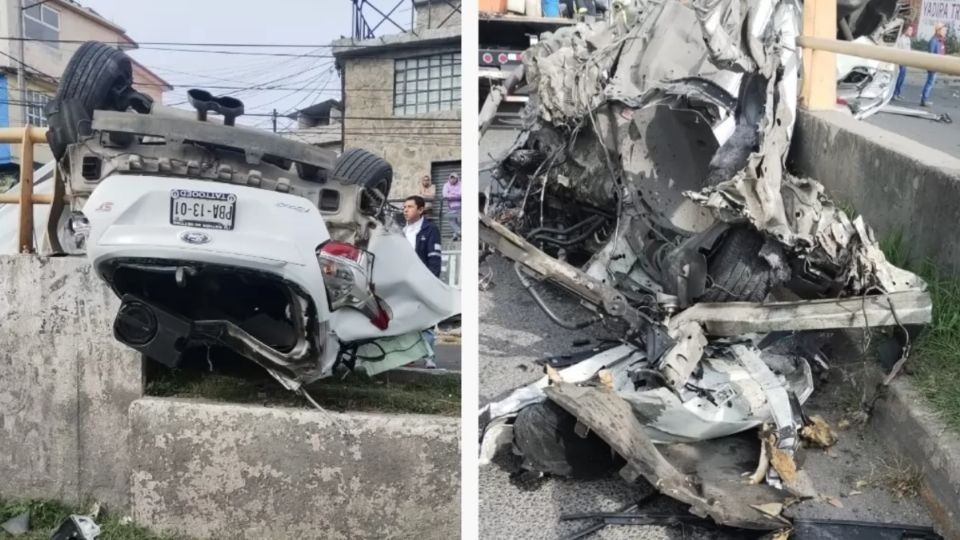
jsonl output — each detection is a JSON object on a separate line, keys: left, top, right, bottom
{"left": 39, "top": 42, "right": 459, "bottom": 395}
{"left": 479, "top": 0, "right": 931, "bottom": 531}
{"left": 50, "top": 515, "right": 101, "bottom": 540}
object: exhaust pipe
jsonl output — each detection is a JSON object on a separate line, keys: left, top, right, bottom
{"left": 187, "top": 89, "right": 245, "bottom": 126}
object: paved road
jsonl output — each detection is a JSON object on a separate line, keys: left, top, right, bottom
{"left": 435, "top": 343, "right": 460, "bottom": 371}
{"left": 865, "top": 67, "right": 960, "bottom": 158}
{"left": 479, "top": 256, "right": 935, "bottom": 539}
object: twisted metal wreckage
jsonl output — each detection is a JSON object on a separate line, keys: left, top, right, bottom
{"left": 479, "top": 0, "right": 933, "bottom": 531}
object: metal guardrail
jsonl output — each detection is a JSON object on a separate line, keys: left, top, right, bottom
{"left": 442, "top": 250, "right": 462, "bottom": 288}
{"left": 0, "top": 125, "right": 62, "bottom": 255}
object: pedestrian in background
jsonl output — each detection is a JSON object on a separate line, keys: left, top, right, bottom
{"left": 442, "top": 172, "right": 462, "bottom": 241}
{"left": 893, "top": 25, "right": 915, "bottom": 101}
{"left": 417, "top": 174, "right": 435, "bottom": 213}
{"left": 402, "top": 195, "right": 441, "bottom": 368}
{"left": 921, "top": 23, "right": 948, "bottom": 107}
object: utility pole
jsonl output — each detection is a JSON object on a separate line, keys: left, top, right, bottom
{"left": 16, "top": 0, "right": 26, "bottom": 127}
{"left": 272, "top": 108, "right": 277, "bottom": 133}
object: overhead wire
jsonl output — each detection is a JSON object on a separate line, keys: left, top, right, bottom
{"left": 0, "top": 37, "right": 461, "bottom": 140}
{"left": 0, "top": 36, "right": 404, "bottom": 48}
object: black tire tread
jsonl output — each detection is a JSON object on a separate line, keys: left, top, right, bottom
{"left": 46, "top": 41, "right": 133, "bottom": 159}
{"left": 55, "top": 41, "right": 131, "bottom": 109}
{"left": 332, "top": 148, "right": 393, "bottom": 195}
{"left": 513, "top": 400, "right": 621, "bottom": 478}
{"left": 700, "top": 226, "right": 785, "bottom": 302}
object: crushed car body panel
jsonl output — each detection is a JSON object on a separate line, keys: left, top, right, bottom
{"left": 479, "top": 0, "right": 931, "bottom": 530}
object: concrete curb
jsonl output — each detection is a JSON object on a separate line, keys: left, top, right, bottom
{"left": 129, "top": 397, "right": 461, "bottom": 540}
{"left": 872, "top": 379, "right": 960, "bottom": 540}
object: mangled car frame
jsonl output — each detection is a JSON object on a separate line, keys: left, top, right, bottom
{"left": 41, "top": 42, "right": 459, "bottom": 395}
{"left": 479, "top": 0, "right": 931, "bottom": 531}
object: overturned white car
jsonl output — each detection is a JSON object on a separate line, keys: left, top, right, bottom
{"left": 42, "top": 42, "right": 459, "bottom": 393}
{"left": 480, "top": 0, "right": 930, "bottom": 531}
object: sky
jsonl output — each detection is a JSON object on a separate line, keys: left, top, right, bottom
{"left": 78, "top": 0, "right": 415, "bottom": 130}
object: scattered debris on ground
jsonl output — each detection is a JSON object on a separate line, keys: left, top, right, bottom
{"left": 0, "top": 499, "right": 176, "bottom": 540}
{"left": 800, "top": 416, "right": 839, "bottom": 449}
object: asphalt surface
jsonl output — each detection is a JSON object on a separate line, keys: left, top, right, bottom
{"left": 435, "top": 343, "right": 461, "bottom": 371}
{"left": 478, "top": 256, "right": 936, "bottom": 540}
{"left": 866, "top": 67, "right": 960, "bottom": 159}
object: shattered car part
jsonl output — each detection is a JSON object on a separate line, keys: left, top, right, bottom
{"left": 1, "top": 512, "right": 30, "bottom": 536}
{"left": 479, "top": 0, "right": 931, "bottom": 531}
{"left": 50, "top": 515, "right": 100, "bottom": 540}
{"left": 880, "top": 104, "right": 953, "bottom": 124}
{"left": 791, "top": 519, "right": 944, "bottom": 540}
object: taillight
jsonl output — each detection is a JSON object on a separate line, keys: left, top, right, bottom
{"left": 317, "top": 241, "right": 391, "bottom": 329}
{"left": 321, "top": 241, "right": 363, "bottom": 261}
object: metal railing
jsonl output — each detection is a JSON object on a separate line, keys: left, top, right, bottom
{"left": 800, "top": 0, "right": 960, "bottom": 109}
{"left": 0, "top": 125, "right": 64, "bottom": 255}
{"left": 441, "top": 250, "right": 462, "bottom": 288}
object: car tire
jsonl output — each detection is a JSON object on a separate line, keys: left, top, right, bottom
{"left": 700, "top": 226, "right": 789, "bottom": 302}
{"left": 332, "top": 148, "right": 393, "bottom": 196}
{"left": 45, "top": 41, "right": 135, "bottom": 160}
{"left": 513, "top": 400, "right": 622, "bottom": 478}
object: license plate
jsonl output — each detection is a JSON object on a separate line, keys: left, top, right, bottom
{"left": 170, "top": 189, "right": 236, "bottom": 230}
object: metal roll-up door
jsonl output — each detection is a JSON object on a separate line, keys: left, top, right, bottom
{"left": 430, "top": 160, "right": 461, "bottom": 244}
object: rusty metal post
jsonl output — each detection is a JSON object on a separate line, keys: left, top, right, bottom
{"left": 800, "top": 0, "right": 837, "bottom": 110}
{"left": 18, "top": 124, "right": 34, "bottom": 253}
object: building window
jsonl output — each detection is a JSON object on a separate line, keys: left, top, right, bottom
{"left": 393, "top": 52, "right": 461, "bottom": 115}
{"left": 23, "top": 4, "right": 60, "bottom": 47}
{"left": 26, "top": 91, "right": 51, "bottom": 127}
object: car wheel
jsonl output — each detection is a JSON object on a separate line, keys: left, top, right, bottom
{"left": 331, "top": 148, "right": 393, "bottom": 197}
{"left": 700, "top": 226, "right": 790, "bottom": 302}
{"left": 513, "top": 400, "right": 622, "bottom": 478}
{"left": 45, "top": 41, "right": 136, "bottom": 160}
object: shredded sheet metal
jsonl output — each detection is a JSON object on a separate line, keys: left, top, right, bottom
{"left": 480, "top": 0, "right": 932, "bottom": 529}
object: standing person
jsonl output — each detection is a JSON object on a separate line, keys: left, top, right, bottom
{"left": 417, "top": 174, "right": 435, "bottom": 213}
{"left": 921, "top": 23, "right": 948, "bottom": 107}
{"left": 893, "top": 25, "right": 915, "bottom": 101}
{"left": 442, "top": 173, "right": 462, "bottom": 241}
{"left": 402, "top": 195, "right": 441, "bottom": 368}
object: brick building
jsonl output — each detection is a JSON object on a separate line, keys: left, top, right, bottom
{"left": 331, "top": 0, "right": 461, "bottom": 201}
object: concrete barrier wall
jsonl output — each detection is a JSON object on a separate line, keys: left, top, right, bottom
{"left": 129, "top": 398, "right": 461, "bottom": 540}
{"left": 790, "top": 110, "right": 960, "bottom": 273}
{"left": 0, "top": 256, "right": 142, "bottom": 508}
{"left": 0, "top": 256, "right": 461, "bottom": 539}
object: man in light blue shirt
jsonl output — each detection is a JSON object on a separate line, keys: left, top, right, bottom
{"left": 921, "top": 23, "right": 947, "bottom": 107}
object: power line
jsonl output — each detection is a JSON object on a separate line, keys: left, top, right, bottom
{"left": 136, "top": 46, "right": 335, "bottom": 58}
{"left": 0, "top": 36, "right": 401, "bottom": 48}
{"left": 161, "top": 57, "right": 337, "bottom": 108}
{"left": 244, "top": 69, "right": 335, "bottom": 116}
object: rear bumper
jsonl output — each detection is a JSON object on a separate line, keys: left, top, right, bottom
{"left": 114, "top": 294, "right": 314, "bottom": 387}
